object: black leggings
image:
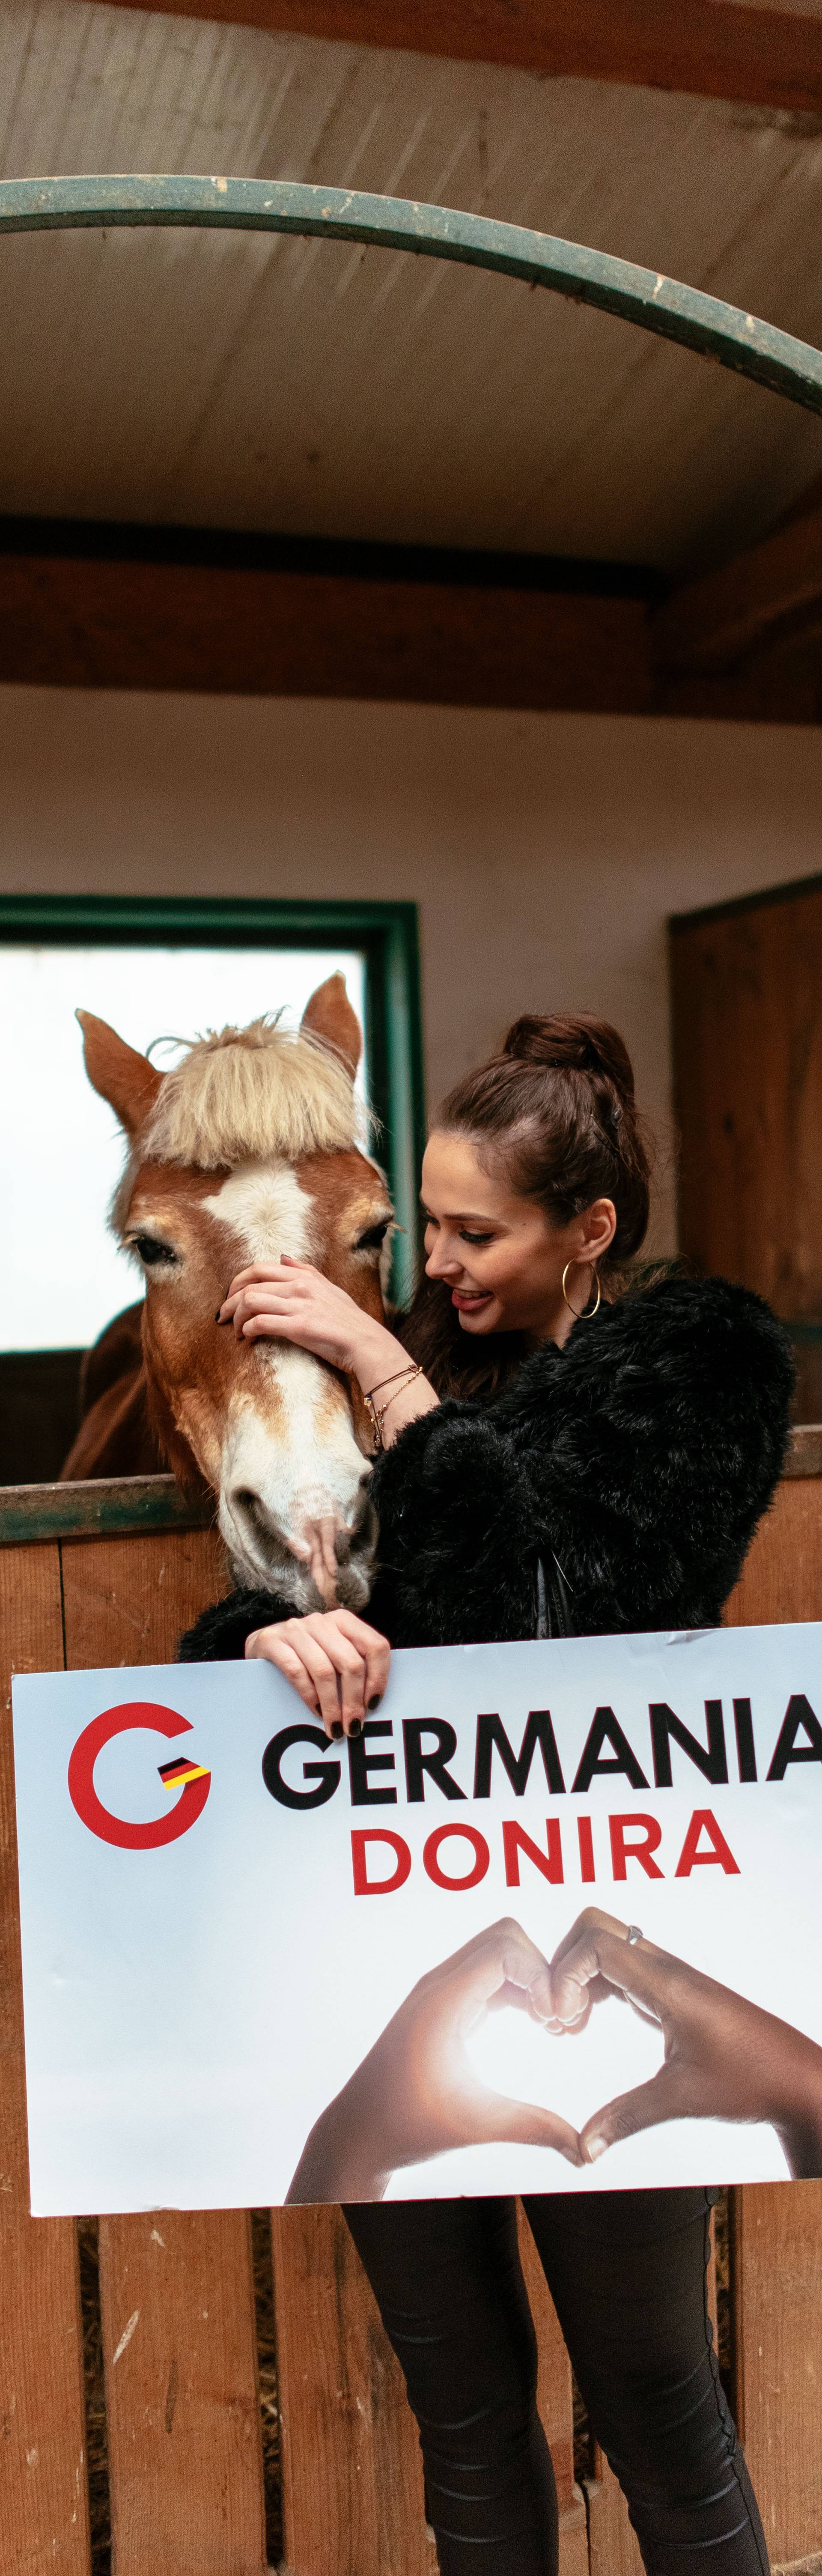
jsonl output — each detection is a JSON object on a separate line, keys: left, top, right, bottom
{"left": 344, "top": 2190, "right": 769, "bottom": 2576}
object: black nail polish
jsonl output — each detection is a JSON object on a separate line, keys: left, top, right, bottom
{"left": 367, "top": 1693, "right": 382, "bottom": 1711}
{"left": 331, "top": 1720, "right": 344, "bottom": 1740}
{"left": 348, "top": 1718, "right": 363, "bottom": 1738}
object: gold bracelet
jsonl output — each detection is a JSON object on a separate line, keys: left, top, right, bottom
{"left": 363, "top": 1364, "right": 422, "bottom": 1449}
{"left": 364, "top": 1364, "right": 417, "bottom": 1400}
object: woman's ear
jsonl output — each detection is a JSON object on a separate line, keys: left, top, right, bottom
{"left": 578, "top": 1198, "right": 618, "bottom": 1264}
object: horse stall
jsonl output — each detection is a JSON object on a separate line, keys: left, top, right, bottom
{"left": 1, "top": 1448, "right": 820, "bottom": 2576}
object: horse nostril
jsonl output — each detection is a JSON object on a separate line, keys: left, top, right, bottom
{"left": 233, "top": 1489, "right": 279, "bottom": 1552}
{"left": 337, "top": 1492, "right": 377, "bottom": 1565}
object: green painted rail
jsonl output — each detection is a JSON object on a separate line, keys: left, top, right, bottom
{"left": 0, "top": 1474, "right": 214, "bottom": 1546}
{"left": 0, "top": 174, "right": 821, "bottom": 415}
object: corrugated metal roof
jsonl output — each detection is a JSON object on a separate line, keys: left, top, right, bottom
{"left": 0, "top": 0, "right": 821, "bottom": 572}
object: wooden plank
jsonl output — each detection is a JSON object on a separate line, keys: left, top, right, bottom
{"left": 0, "top": 1544, "right": 90, "bottom": 2576}
{"left": 60, "top": 1525, "right": 228, "bottom": 1669}
{"left": 725, "top": 1477, "right": 822, "bottom": 1628}
{"left": 725, "top": 1468, "right": 822, "bottom": 2569}
{"left": 782, "top": 1424, "right": 822, "bottom": 1479}
{"left": 98, "top": 0, "right": 822, "bottom": 119}
{"left": 271, "top": 2204, "right": 434, "bottom": 2576}
{"left": 98, "top": 2210, "right": 265, "bottom": 2576}
{"left": 58, "top": 1527, "right": 264, "bottom": 2573}
{"left": 0, "top": 1474, "right": 213, "bottom": 1547}
{"left": 516, "top": 2204, "right": 588, "bottom": 2575}
{"left": 733, "top": 2182, "right": 822, "bottom": 2567}
{"left": 670, "top": 882, "right": 822, "bottom": 1327}
{"left": 587, "top": 2454, "right": 644, "bottom": 2576}
{"left": 8, "top": 541, "right": 822, "bottom": 726}
{"left": 0, "top": 547, "right": 655, "bottom": 715}
{"left": 653, "top": 504, "right": 822, "bottom": 676}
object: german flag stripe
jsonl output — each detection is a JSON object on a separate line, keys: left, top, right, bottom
{"left": 158, "top": 1758, "right": 211, "bottom": 1789}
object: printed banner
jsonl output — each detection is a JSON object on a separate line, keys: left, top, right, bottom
{"left": 12, "top": 1625, "right": 822, "bottom": 2215}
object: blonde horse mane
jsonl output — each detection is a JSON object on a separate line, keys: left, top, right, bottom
{"left": 142, "top": 1016, "right": 362, "bottom": 1169}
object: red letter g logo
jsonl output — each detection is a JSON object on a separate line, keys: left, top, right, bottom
{"left": 68, "top": 1704, "right": 211, "bottom": 1849}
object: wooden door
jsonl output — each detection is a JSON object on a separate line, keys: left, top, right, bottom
{"left": 670, "top": 872, "right": 822, "bottom": 1418}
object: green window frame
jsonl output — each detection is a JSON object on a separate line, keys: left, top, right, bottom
{"left": 0, "top": 892, "right": 426, "bottom": 1307}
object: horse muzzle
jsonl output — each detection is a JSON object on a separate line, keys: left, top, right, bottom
{"left": 222, "top": 1475, "right": 378, "bottom": 1609}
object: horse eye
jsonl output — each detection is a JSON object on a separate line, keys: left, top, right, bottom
{"left": 131, "top": 1234, "right": 178, "bottom": 1268}
{"left": 355, "top": 1219, "right": 390, "bottom": 1252}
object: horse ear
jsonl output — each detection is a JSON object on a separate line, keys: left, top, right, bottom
{"left": 301, "top": 972, "right": 362, "bottom": 1080}
{"left": 76, "top": 1010, "right": 164, "bottom": 1137}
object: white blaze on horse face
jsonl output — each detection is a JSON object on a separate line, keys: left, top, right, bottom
{"left": 203, "top": 1160, "right": 375, "bottom": 1607}
{"left": 203, "top": 1163, "right": 315, "bottom": 1267}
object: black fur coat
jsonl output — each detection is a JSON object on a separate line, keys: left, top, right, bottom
{"left": 179, "top": 1276, "right": 793, "bottom": 1662}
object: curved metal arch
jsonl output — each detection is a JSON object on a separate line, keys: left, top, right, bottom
{"left": 1, "top": 172, "right": 821, "bottom": 416}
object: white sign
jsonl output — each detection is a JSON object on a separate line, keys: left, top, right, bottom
{"left": 12, "top": 1627, "right": 822, "bottom": 2216}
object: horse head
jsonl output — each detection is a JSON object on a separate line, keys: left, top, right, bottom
{"left": 76, "top": 975, "right": 393, "bottom": 1610}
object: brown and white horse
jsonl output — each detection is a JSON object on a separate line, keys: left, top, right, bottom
{"left": 62, "top": 975, "right": 394, "bottom": 1610}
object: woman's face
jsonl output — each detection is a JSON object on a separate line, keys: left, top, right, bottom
{"left": 421, "top": 1130, "right": 616, "bottom": 1343}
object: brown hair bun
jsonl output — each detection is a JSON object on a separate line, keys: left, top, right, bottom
{"left": 502, "top": 1011, "right": 636, "bottom": 1104}
{"left": 435, "top": 1009, "right": 651, "bottom": 1271}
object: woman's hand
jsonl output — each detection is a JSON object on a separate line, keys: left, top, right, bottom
{"left": 218, "top": 1258, "right": 439, "bottom": 1445}
{"left": 286, "top": 1917, "right": 582, "bottom": 2203}
{"left": 218, "top": 1258, "right": 399, "bottom": 1383}
{"left": 548, "top": 1907, "right": 822, "bottom": 2179}
{"left": 246, "top": 1608, "right": 390, "bottom": 1739}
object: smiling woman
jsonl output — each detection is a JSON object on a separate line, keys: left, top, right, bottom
{"left": 183, "top": 1000, "right": 794, "bottom": 2576}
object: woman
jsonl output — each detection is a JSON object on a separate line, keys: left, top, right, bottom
{"left": 183, "top": 1012, "right": 792, "bottom": 2576}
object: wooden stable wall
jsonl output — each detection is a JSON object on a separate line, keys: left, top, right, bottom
{"left": 670, "top": 875, "right": 822, "bottom": 1422}
{"left": 1, "top": 1460, "right": 821, "bottom": 2576}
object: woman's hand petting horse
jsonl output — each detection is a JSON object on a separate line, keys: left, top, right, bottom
{"left": 218, "top": 1255, "right": 434, "bottom": 1413}
{"left": 219, "top": 1256, "right": 424, "bottom": 1735}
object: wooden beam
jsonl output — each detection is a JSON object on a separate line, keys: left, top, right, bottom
{"left": 2, "top": 524, "right": 822, "bottom": 721}
{"left": 0, "top": 539, "right": 657, "bottom": 714}
{"left": 652, "top": 504, "right": 822, "bottom": 674}
{"left": 98, "top": 0, "right": 822, "bottom": 119}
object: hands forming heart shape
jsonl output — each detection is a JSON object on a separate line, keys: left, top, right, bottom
{"left": 286, "top": 1909, "right": 822, "bottom": 2202}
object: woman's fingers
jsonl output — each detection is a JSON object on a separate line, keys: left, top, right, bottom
{"left": 431, "top": 1917, "right": 554, "bottom": 2029}
{"left": 549, "top": 1923, "right": 673, "bottom": 2034}
{"left": 244, "top": 1623, "right": 342, "bottom": 1730}
{"left": 579, "top": 2063, "right": 692, "bottom": 2163}
{"left": 301, "top": 1611, "right": 390, "bottom": 1725}
{"left": 244, "top": 1628, "right": 322, "bottom": 1716}
{"left": 281, "top": 1624, "right": 366, "bottom": 1733}
{"left": 244, "top": 1611, "right": 390, "bottom": 1736}
{"left": 332, "top": 1610, "right": 392, "bottom": 1705}
{"left": 217, "top": 1268, "right": 311, "bottom": 1337}
{"left": 485, "top": 2093, "right": 583, "bottom": 2167}
{"left": 233, "top": 1290, "right": 303, "bottom": 1342}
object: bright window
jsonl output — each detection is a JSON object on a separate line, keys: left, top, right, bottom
{"left": 0, "top": 898, "right": 423, "bottom": 1360}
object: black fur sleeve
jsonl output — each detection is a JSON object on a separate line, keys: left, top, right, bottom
{"left": 367, "top": 1402, "right": 537, "bottom": 1646}
{"left": 491, "top": 1275, "right": 794, "bottom": 1633}
{"left": 178, "top": 1587, "right": 296, "bottom": 1662}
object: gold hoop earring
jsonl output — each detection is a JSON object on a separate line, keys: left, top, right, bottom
{"left": 561, "top": 1260, "right": 601, "bottom": 1321}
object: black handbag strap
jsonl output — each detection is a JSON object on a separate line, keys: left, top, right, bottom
{"left": 534, "top": 1552, "right": 574, "bottom": 1639}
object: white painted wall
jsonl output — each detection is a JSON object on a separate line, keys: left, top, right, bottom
{"left": 3, "top": 685, "right": 822, "bottom": 1256}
